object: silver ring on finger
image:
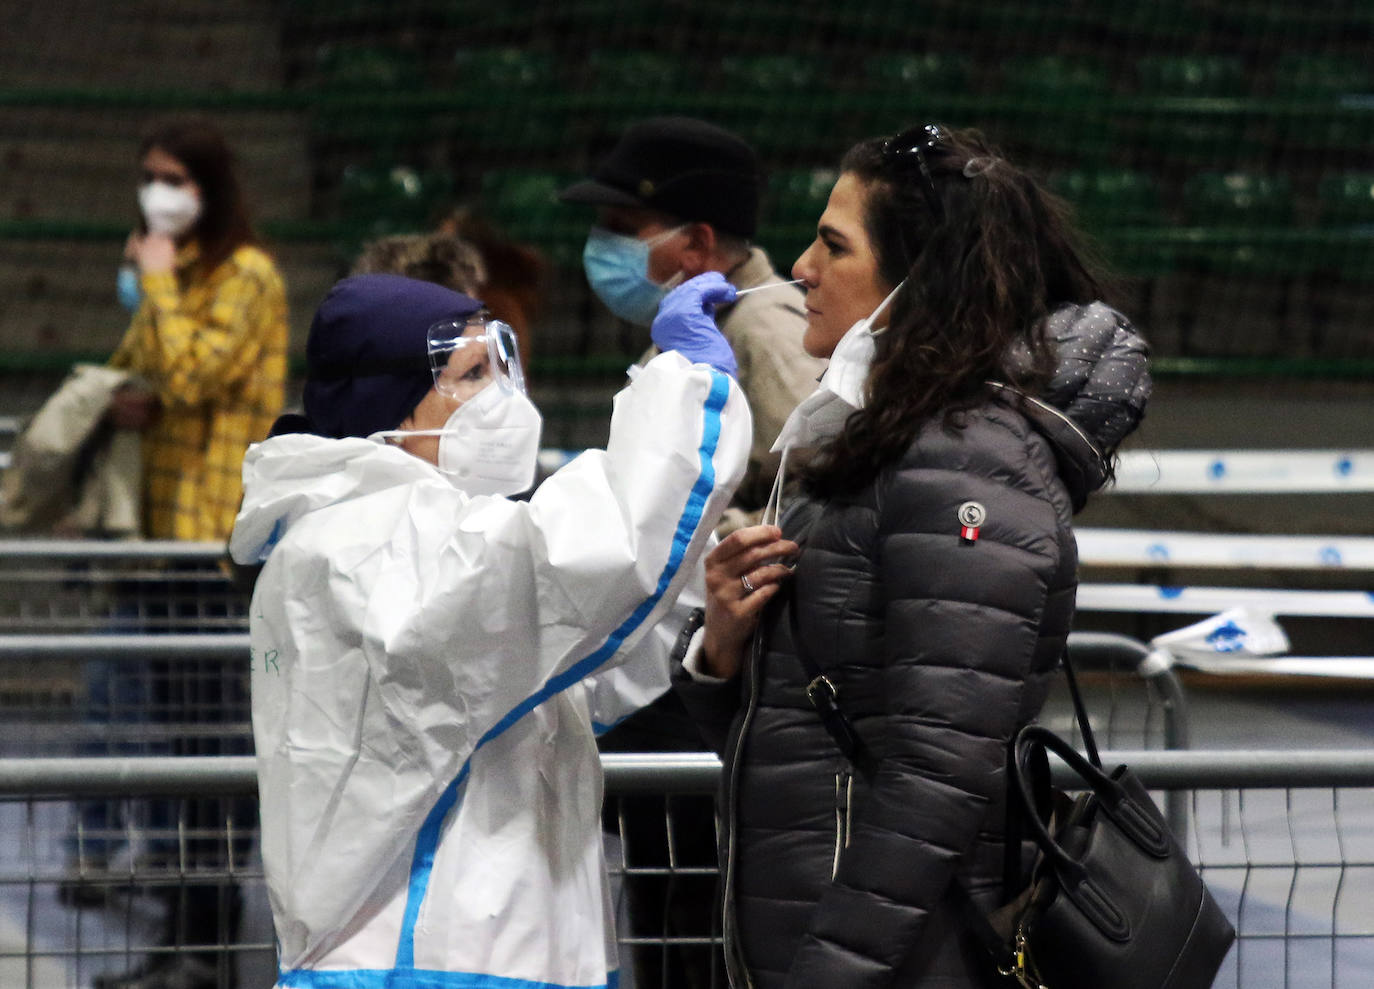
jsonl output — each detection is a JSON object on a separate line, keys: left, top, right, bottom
{"left": 740, "top": 573, "right": 756, "bottom": 593}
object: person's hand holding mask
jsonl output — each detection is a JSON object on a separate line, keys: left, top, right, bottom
{"left": 650, "top": 272, "right": 738, "bottom": 378}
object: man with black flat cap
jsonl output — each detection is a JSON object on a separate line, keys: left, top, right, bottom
{"left": 562, "top": 116, "right": 823, "bottom": 535}
{"left": 564, "top": 117, "right": 817, "bottom": 989}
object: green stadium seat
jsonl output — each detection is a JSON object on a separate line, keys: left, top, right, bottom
{"left": 862, "top": 53, "right": 973, "bottom": 94}
{"left": 1137, "top": 55, "right": 1247, "bottom": 97}
{"left": 284, "top": 0, "right": 400, "bottom": 34}
{"left": 479, "top": 170, "right": 584, "bottom": 265}
{"left": 850, "top": 53, "right": 975, "bottom": 136}
{"left": 447, "top": 49, "right": 564, "bottom": 151}
{"left": 451, "top": 47, "right": 557, "bottom": 90}
{"left": 584, "top": 50, "right": 688, "bottom": 92}
{"left": 970, "top": 3, "right": 1098, "bottom": 39}
{"left": 1316, "top": 173, "right": 1374, "bottom": 281}
{"left": 712, "top": 55, "right": 827, "bottom": 154}
{"left": 336, "top": 164, "right": 453, "bottom": 253}
{"left": 1183, "top": 172, "right": 1292, "bottom": 224}
{"left": 1214, "top": 2, "right": 1374, "bottom": 42}
{"left": 1319, "top": 173, "right": 1374, "bottom": 224}
{"left": 1273, "top": 54, "right": 1374, "bottom": 151}
{"left": 1006, "top": 55, "right": 1112, "bottom": 98}
{"left": 574, "top": 51, "right": 694, "bottom": 127}
{"left": 1099, "top": 1, "right": 1212, "bottom": 40}
{"left": 306, "top": 45, "right": 430, "bottom": 150}
{"left": 715, "top": 54, "right": 819, "bottom": 94}
{"left": 311, "top": 44, "right": 422, "bottom": 91}
{"left": 545, "top": 0, "right": 666, "bottom": 38}
{"left": 439, "top": 0, "right": 544, "bottom": 35}
{"left": 1129, "top": 55, "right": 1253, "bottom": 162}
{"left": 1049, "top": 168, "right": 1170, "bottom": 280}
{"left": 757, "top": 166, "right": 837, "bottom": 268}
{"left": 1181, "top": 171, "right": 1299, "bottom": 275}
{"left": 768, "top": 167, "right": 839, "bottom": 223}
{"left": 1178, "top": 171, "right": 1307, "bottom": 356}
{"left": 1050, "top": 169, "right": 1162, "bottom": 224}
{"left": 1274, "top": 54, "right": 1371, "bottom": 95}
{"left": 997, "top": 56, "right": 1115, "bottom": 162}
{"left": 1049, "top": 169, "right": 1173, "bottom": 277}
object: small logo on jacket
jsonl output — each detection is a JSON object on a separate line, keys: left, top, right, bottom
{"left": 957, "top": 501, "right": 986, "bottom": 543}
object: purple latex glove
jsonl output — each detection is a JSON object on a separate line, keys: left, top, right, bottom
{"left": 650, "top": 272, "right": 739, "bottom": 378}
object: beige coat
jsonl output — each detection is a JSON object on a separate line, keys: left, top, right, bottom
{"left": 715, "top": 247, "right": 823, "bottom": 532}
{"left": 0, "top": 364, "right": 142, "bottom": 536}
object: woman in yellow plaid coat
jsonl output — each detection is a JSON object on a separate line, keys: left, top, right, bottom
{"left": 109, "top": 115, "right": 287, "bottom": 542}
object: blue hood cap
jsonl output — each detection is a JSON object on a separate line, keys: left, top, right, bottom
{"left": 302, "top": 274, "right": 483, "bottom": 440}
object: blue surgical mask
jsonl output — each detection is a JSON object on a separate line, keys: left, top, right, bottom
{"left": 582, "top": 225, "right": 686, "bottom": 326}
{"left": 116, "top": 263, "right": 141, "bottom": 312}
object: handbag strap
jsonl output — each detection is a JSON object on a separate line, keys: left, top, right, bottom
{"left": 963, "top": 646, "right": 1108, "bottom": 972}
{"left": 997, "top": 646, "right": 1099, "bottom": 892}
{"left": 786, "top": 590, "right": 876, "bottom": 776}
{"left": 1060, "top": 644, "right": 1101, "bottom": 769}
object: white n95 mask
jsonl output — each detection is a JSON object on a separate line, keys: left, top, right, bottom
{"left": 138, "top": 181, "right": 202, "bottom": 237}
{"left": 771, "top": 279, "right": 906, "bottom": 453}
{"left": 435, "top": 382, "right": 543, "bottom": 495}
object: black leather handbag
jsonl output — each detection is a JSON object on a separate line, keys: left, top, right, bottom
{"left": 789, "top": 599, "right": 1235, "bottom": 989}
{"left": 979, "top": 720, "right": 1236, "bottom": 989}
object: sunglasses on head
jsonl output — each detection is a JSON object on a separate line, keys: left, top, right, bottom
{"left": 881, "top": 124, "right": 948, "bottom": 221}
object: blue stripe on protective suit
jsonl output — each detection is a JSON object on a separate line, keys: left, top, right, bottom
{"left": 277, "top": 371, "right": 728, "bottom": 989}
{"left": 279, "top": 967, "right": 621, "bottom": 988}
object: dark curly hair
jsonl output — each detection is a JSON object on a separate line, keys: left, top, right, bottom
{"left": 803, "top": 126, "right": 1105, "bottom": 497}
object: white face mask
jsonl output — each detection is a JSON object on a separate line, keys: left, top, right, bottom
{"left": 138, "top": 181, "right": 201, "bottom": 237}
{"left": 770, "top": 279, "right": 906, "bottom": 453}
{"left": 372, "top": 382, "right": 544, "bottom": 497}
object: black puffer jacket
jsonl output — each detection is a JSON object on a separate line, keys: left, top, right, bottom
{"left": 676, "top": 302, "right": 1150, "bottom": 989}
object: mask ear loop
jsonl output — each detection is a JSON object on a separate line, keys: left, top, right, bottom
{"left": 867, "top": 278, "right": 907, "bottom": 335}
{"left": 762, "top": 446, "right": 790, "bottom": 529}
{"left": 646, "top": 223, "right": 690, "bottom": 292}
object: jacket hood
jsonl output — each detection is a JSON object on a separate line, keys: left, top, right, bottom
{"left": 228, "top": 433, "right": 434, "bottom": 564}
{"left": 1000, "top": 302, "right": 1151, "bottom": 512}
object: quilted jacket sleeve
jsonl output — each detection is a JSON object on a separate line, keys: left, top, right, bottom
{"left": 785, "top": 414, "right": 1073, "bottom": 988}
{"left": 672, "top": 653, "right": 744, "bottom": 757}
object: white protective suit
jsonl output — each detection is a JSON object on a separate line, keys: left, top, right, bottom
{"left": 228, "top": 353, "right": 749, "bottom": 989}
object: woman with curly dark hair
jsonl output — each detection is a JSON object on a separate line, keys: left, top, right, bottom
{"left": 669, "top": 125, "right": 1152, "bottom": 988}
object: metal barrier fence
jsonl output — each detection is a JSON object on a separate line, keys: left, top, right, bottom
{"left": 0, "top": 628, "right": 1183, "bottom": 775}
{"left": 1, "top": 532, "right": 1362, "bottom": 987}
{"left": 0, "top": 634, "right": 251, "bottom": 754}
{"left": 0, "top": 620, "right": 1185, "bottom": 989}
{"left": 0, "top": 568, "right": 1187, "bottom": 989}
{"left": 3, "top": 752, "right": 1374, "bottom": 989}
{"left": 0, "top": 541, "right": 247, "bottom": 635}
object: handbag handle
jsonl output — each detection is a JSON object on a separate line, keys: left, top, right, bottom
{"left": 1015, "top": 725, "right": 1171, "bottom": 859}
{"left": 1012, "top": 724, "right": 1173, "bottom": 940}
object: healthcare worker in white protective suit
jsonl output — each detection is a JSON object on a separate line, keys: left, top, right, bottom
{"left": 228, "top": 271, "right": 749, "bottom": 988}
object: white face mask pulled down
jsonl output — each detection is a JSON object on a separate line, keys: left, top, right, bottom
{"left": 371, "top": 382, "right": 544, "bottom": 497}
{"left": 762, "top": 280, "right": 906, "bottom": 525}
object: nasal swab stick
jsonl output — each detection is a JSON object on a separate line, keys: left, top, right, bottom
{"left": 734, "top": 278, "right": 805, "bottom": 296}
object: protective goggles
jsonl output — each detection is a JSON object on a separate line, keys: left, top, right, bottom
{"left": 426, "top": 314, "right": 526, "bottom": 402}
{"left": 881, "top": 123, "right": 947, "bottom": 222}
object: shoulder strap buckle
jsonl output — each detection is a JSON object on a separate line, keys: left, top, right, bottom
{"left": 806, "top": 674, "right": 838, "bottom": 712}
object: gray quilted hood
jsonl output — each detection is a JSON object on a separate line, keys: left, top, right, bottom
{"left": 1000, "top": 301, "right": 1152, "bottom": 512}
